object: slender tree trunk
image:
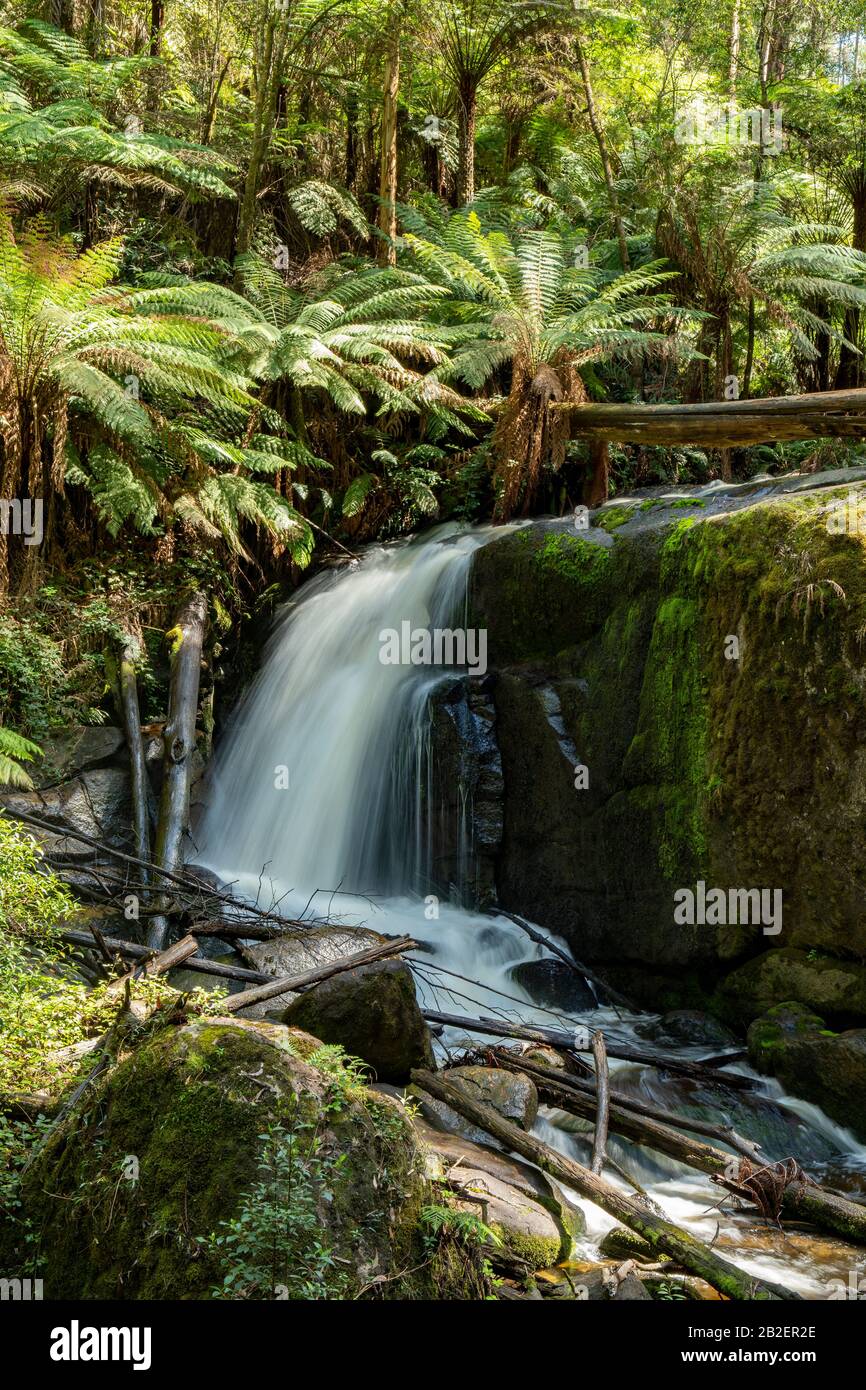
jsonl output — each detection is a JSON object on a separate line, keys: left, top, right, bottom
{"left": 575, "top": 38, "right": 629, "bottom": 272}
{"left": 115, "top": 638, "right": 151, "bottom": 874}
{"left": 835, "top": 187, "right": 866, "bottom": 389}
{"left": 148, "top": 593, "right": 208, "bottom": 950}
{"left": 728, "top": 0, "right": 741, "bottom": 95}
{"left": 456, "top": 74, "right": 477, "bottom": 207}
{"left": 377, "top": 38, "right": 400, "bottom": 264}
{"left": 742, "top": 295, "right": 756, "bottom": 398}
{"left": 147, "top": 0, "right": 166, "bottom": 111}
{"left": 236, "top": 19, "right": 286, "bottom": 257}
{"left": 345, "top": 89, "right": 359, "bottom": 188}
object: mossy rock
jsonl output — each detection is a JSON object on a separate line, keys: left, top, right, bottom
{"left": 0, "top": 1018, "right": 471, "bottom": 1299}
{"left": 466, "top": 476, "right": 866, "bottom": 1003}
{"left": 281, "top": 959, "right": 434, "bottom": 1083}
{"left": 747, "top": 1003, "right": 866, "bottom": 1142}
{"left": 720, "top": 949, "right": 866, "bottom": 1030}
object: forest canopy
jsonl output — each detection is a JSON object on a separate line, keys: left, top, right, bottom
{"left": 1, "top": 0, "right": 866, "bottom": 593}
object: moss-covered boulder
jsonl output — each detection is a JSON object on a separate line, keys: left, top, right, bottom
{"left": 720, "top": 949, "right": 866, "bottom": 1029}
{"left": 747, "top": 1003, "right": 866, "bottom": 1141}
{"left": 0, "top": 1018, "right": 467, "bottom": 1299}
{"left": 281, "top": 959, "right": 434, "bottom": 1083}
{"left": 467, "top": 476, "right": 866, "bottom": 1010}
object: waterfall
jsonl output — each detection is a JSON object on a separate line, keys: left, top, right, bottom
{"left": 197, "top": 522, "right": 866, "bottom": 1298}
{"left": 198, "top": 523, "right": 488, "bottom": 904}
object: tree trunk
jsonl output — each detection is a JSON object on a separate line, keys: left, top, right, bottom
{"left": 148, "top": 593, "right": 208, "bottom": 949}
{"left": 728, "top": 0, "right": 741, "bottom": 95}
{"left": 835, "top": 186, "right": 866, "bottom": 389}
{"left": 236, "top": 19, "right": 285, "bottom": 257}
{"left": 582, "top": 440, "right": 609, "bottom": 506}
{"left": 456, "top": 75, "right": 477, "bottom": 207}
{"left": 147, "top": 0, "right": 166, "bottom": 110}
{"left": 575, "top": 38, "right": 629, "bottom": 272}
{"left": 115, "top": 638, "right": 151, "bottom": 874}
{"left": 377, "top": 39, "right": 400, "bottom": 265}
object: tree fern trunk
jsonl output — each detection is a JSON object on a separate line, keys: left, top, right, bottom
{"left": 456, "top": 75, "right": 477, "bottom": 207}
{"left": 377, "top": 38, "right": 400, "bottom": 265}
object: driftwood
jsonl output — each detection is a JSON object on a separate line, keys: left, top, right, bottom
{"left": 3, "top": 808, "right": 312, "bottom": 935}
{"left": 495, "top": 1053, "right": 866, "bottom": 1245}
{"left": 411, "top": 1068, "right": 799, "bottom": 1301}
{"left": 223, "top": 935, "right": 417, "bottom": 1012}
{"left": 149, "top": 592, "right": 209, "bottom": 950}
{"left": 421, "top": 1009, "right": 754, "bottom": 1090}
{"left": 590, "top": 1030, "right": 610, "bottom": 1176}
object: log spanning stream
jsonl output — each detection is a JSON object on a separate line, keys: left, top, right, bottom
{"left": 198, "top": 522, "right": 866, "bottom": 1298}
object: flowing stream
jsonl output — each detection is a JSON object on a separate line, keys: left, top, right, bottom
{"left": 198, "top": 523, "right": 866, "bottom": 1299}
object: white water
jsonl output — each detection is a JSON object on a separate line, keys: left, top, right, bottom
{"left": 197, "top": 522, "right": 866, "bottom": 1299}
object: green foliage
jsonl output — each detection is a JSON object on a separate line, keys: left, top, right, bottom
{"left": 206, "top": 1104, "right": 351, "bottom": 1300}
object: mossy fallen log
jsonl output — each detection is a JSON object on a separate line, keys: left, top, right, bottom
{"left": 411, "top": 1067, "right": 800, "bottom": 1301}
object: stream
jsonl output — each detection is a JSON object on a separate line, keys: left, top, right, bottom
{"left": 196, "top": 521, "right": 866, "bottom": 1299}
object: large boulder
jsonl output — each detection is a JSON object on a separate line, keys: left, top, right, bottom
{"left": 237, "top": 925, "right": 385, "bottom": 1018}
{"left": 409, "top": 1064, "right": 537, "bottom": 1144}
{"left": 466, "top": 476, "right": 866, "bottom": 1011}
{"left": 1, "top": 767, "right": 133, "bottom": 852}
{"left": 0, "top": 1018, "right": 464, "bottom": 1300}
{"left": 720, "top": 949, "right": 866, "bottom": 1030}
{"left": 415, "top": 1117, "right": 583, "bottom": 1269}
{"left": 281, "top": 959, "right": 434, "bottom": 1083}
{"left": 747, "top": 1003, "right": 866, "bottom": 1142}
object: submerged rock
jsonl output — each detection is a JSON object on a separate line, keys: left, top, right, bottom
{"left": 635, "top": 1010, "right": 738, "bottom": 1049}
{"left": 0, "top": 1019, "right": 466, "bottom": 1300}
{"left": 511, "top": 957, "right": 597, "bottom": 1012}
{"left": 281, "top": 958, "right": 434, "bottom": 1083}
{"left": 747, "top": 1003, "right": 866, "bottom": 1142}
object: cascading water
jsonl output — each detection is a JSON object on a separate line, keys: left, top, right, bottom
{"left": 198, "top": 523, "right": 866, "bottom": 1299}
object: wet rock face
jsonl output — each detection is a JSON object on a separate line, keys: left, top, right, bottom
{"left": 281, "top": 959, "right": 435, "bottom": 1083}
{"left": 747, "top": 1003, "right": 866, "bottom": 1142}
{"left": 427, "top": 675, "right": 503, "bottom": 908}
{"left": 464, "top": 476, "right": 866, "bottom": 1024}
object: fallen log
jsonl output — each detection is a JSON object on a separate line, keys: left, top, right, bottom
{"left": 421, "top": 1009, "right": 755, "bottom": 1090}
{"left": 410, "top": 1068, "right": 799, "bottom": 1300}
{"left": 498, "top": 1050, "right": 763, "bottom": 1158}
{"left": 222, "top": 935, "right": 417, "bottom": 1012}
{"left": 591, "top": 1030, "right": 610, "bottom": 1176}
{"left": 560, "top": 387, "right": 866, "bottom": 449}
{"left": 106, "top": 931, "right": 200, "bottom": 994}
{"left": 496, "top": 1054, "right": 866, "bottom": 1245}
{"left": 149, "top": 592, "right": 209, "bottom": 950}
{"left": 59, "top": 928, "right": 271, "bottom": 985}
